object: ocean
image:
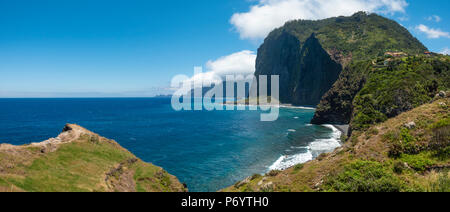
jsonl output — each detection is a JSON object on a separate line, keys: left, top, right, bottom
{"left": 0, "top": 98, "right": 341, "bottom": 191}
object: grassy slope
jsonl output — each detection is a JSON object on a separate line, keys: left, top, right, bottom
{"left": 223, "top": 97, "right": 449, "bottom": 192}
{"left": 0, "top": 124, "right": 187, "bottom": 192}
{"left": 312, "top": 54, "right": 450, "bottom": 128}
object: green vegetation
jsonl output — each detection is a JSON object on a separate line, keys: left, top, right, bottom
{"left": 257, "top": 12, "right": 427, "bottom": 106}
{"left": 429, "top": 173, "right": 450, "bottom": 192}
{"left": 351, "top": 55, "right": 450, "bottom": 131}
{"left": 314, "top": 54, "right": 450, "bottom": 130}
{"left": 276, "top": 12, "right": 427, "bottom": 61}
{"left": 399, "top": 152, "right": 436, "bottom": 172}
{"left": 293, "top": 164, "right": 304, "bottom": 173}
{"left": 323, "top": 160, "right": 403, "bottom": 192}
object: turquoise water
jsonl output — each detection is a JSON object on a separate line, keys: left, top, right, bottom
{"left": 0, "top": 98, "right": 340, "bottom": 191}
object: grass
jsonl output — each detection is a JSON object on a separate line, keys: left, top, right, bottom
{"left": 6, "top": 138, "right": 133, "bottom": 192}
{"left": 323, "top": 160, "right": 403, "bottom": 192}
{"left": 399, "top": 152, "right": 436, "bottom": 172}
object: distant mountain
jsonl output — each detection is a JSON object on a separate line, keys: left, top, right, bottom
{"left": 255, "top": 12, "right": 427, "bottom": 106}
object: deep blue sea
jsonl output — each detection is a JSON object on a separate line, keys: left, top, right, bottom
{"left": 0, "top": 98, "right": 341, "bottom": 191}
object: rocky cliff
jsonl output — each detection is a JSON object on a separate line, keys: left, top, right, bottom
{"left": 254, "top": 12, "right": 427, "bottom": 106}
{"left": 0, "top": 124, "right": 187, "bottom": 192}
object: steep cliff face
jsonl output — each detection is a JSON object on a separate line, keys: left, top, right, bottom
{"left": 256, "top": 31, "right": 340, "bottom": 105}
{"left": 291, "top": 34, "right": 342, "bottom": 105}
{"left": 254, "top": 12, "right": 427, "bottom": 106}
{"left": 255, "top": 30, "right": 302, "bottom": 103}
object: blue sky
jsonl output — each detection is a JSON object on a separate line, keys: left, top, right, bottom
{"left": 0, "top": 0, "right": 449, "bottom": 97}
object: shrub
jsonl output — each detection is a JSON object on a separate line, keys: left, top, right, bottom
{"left": 267, "top": 170, "right": 281, "bottom": 177}
{"left": 429, "top": 118, "right": 450, "bottom": 130}
{"left": 388, "top": 128, "right": 424, "bottom": 157}
{"left": 434, "top": 146, "right": 450, "bottom": 161}
{"left": 293, "top": 164, "right": 304, "bottom": 172}
{"left": 250, "top": 174, "right": 261, "bottom": 180}
{"left": 429, "top": 125, "right": 450, "bottom": 160}
{"left": 393, "top": 161, "right": 406, "bottom": 174}
{"left": 400, "top": 153, "right": 435, "bottom": 172}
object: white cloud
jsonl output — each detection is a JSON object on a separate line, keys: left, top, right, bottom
{"left": 427, "top": 15, "right": 441, "bottom": 22}
{"left": 183, "top": 50, "right": 257, "bottom": 88}
{"left": 441, "top": 47, "right": 450, "bottom": 55}
{"left": 230, "top": 0, "right": 409, "bottom": 39}
{"left": 416, "top": 24, "right": 450, "bottom": 39}
{"left": 205, "top": 50, "right": 257, "bottom": 76}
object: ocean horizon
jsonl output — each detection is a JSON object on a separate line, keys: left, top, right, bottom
{"left": 0, "top": 97, "right": 341, "bottom": 191}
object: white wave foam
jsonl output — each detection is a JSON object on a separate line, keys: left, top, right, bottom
{"left": 287, "top": 129, "right": 296, "bottom": 132}
{"left": 279, "top": 105, "right": 315, "bottom": 110}
{"left": 269, "top": 124, "right": 342, "bottom": 171}
{"left": 309, "top": 124, "right": 341, "bottom": 154}
{"left": 269, "top": 151, "right": 313, "bottom": 170}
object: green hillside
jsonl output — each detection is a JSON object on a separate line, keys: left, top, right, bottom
{"left": 312, "top": 54, "right": 450, "bottom": 133}
{"left": 224, "top": 97, "right": 449, "bottom": 192}
{"left": 255, "top": 12, "right": 427, "bottom": 105}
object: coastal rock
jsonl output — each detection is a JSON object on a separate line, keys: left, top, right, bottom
{"left": 439, "top": 91, "right": 446, "bottom": 98}
{"left": 234, "top": 177, "right": 251, "bottom": 188}
{"left": 260, "top": 182, "right": 274, "bottom": 191}
{"left": 257, "top": 177, "right": 268, "bottom": 186}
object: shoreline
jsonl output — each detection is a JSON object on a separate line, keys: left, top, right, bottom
{"left": 220, "top": 102, "right": 316, "bottom": 110}
{"left": 268, "top": 123, "right": 345, "bottom": 171}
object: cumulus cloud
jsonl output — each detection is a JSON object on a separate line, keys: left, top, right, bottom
{"left": 416, "top": 24, "right": 450, "bottom": 39}
{"left": 205, "top": 50, "right": 257, "bottom": 77}
{"left": 230, "top": 0, "right": 408, "bottom": 39}
{"left": 180, "top": 50, "right": 257, "bottom": 89}
{"left": 441, "top": 47, "right": 450, "bottom": 55}
{"left": 426, "top": 15, "right": 441, "bottom": 22}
